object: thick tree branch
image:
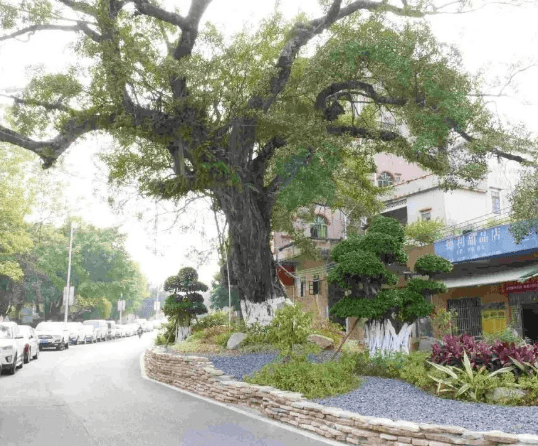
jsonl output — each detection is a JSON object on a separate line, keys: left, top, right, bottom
{"left": 57, "top": 0, "right": 97, "bottom": 17}
{"left": 255, "top": 0, "right": 426, "bottom": 113}
{"left": 0, "top": 94, "right": 75, "bottom": 113}
{"left": 0, "top": 22, "right": 101, "bottom": 42}
{"left": 250, "top": 136, "right": 287, "bottom": 173}
{"left": 131, "top": 0, "right": 190, "bottom": 28}
{"left": 0, "top": 115, "right": 106, "bottom": 168}
{"left": 327, "top": 125, "right": 403, "bottom": 142}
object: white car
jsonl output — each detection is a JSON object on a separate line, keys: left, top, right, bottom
{"left": 66, "top": 322, "right": 85, "bottom": 345}
{"left": 0, "top": 322, "right": 25, "bottom": 375}
{"left": 82, "top": 325, "right": 97, "bottom": 343}
{"left": 35, "top": 321, "right": 70, "bottom": 351}
{"left": 18, "top": 325, "right": 39, "bottom": 363}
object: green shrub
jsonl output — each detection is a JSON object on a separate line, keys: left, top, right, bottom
{"left": 154, "top": 320, "right": 177, "bottom": 345}
{"left": 481, "top": 322, "right": 527, "bottom": 346}
{"left": 397, "top": 351, "right": 443, "bottom": 391}
{"left": 354, "top": 350, "right": 409, "bottom": 379}
{"left": 191, "top": 310, "right": 230, "bottom": 332}
{"left": 243, "top": 322, "right": 271, "bottom": 346}
{"left": 239, "top": 343, "right": 279, "bottom": 354}
{"left": 426, "top": 350, "right": 515, "bottom": 402}
{"left": 310, "top": 320, "right": 346, "bottom": 346}
{"left": 216, "top": 330, "right": 234, "bottom": 348}
{"left": 267, "top": 303, "right": 313, "bottom": 358}
{"left": 245, "top": 352, "right": 362, "bottom": 399}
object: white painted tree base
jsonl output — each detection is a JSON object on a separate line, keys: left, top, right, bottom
{"left": 240, "top": 297, "right": 293, "bottom": 326}
{"left": 175, "top": 325, "right": 190, "bottom": 342}
{"left": 364, "top": 319, "right": 415, "bottom": 357}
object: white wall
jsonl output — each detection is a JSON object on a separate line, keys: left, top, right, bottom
{"left": 443, "top": 189, "right": 489, "bottom": 227}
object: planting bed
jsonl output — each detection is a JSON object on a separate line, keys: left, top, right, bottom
{"left": 145, "top": 347, "right": 538, "bottom": 446}
{"left": 149, "top": 347, "right": 538, "bottom": 437}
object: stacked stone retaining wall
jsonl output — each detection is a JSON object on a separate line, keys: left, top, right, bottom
{"left": 144, "top": 348, "right": 538, "bottom": 446}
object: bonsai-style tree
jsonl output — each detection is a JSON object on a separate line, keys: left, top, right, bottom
{"left": 328, "top": 215, "right": 452, "bottom": 356}
{"left": 163, "top": 267, "right": 208, "bottom": 341}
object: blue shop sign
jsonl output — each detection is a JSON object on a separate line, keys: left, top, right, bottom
{"left": 434, "top": 224, "right": 538, "bottom": 263}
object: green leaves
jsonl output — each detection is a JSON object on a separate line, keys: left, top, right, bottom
{"left": 427, "top": 350, "right": 515, "bottom": 401}
{"left": 414, "top": 254, "right": 453, "bottom": 276}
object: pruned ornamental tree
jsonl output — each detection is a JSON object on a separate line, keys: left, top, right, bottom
{"left": 0, "top": 0, "right": 534, "bottom": 324}
{"left": 163, "top": 266, "right": 208, "bottom": 341}
{"left": 328, "top": 215, "right": 452, "bottom": 356}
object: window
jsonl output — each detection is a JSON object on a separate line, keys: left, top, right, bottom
{"left": 420, "top": 209, "right": 432, "bottom": 221}
{"left": 310, "top": 215, "right": 328, "bottom": 238}
{"left": 299, "top": 280, "right": 306, "bottom": 297}
{"left": 491, "top": 189, "right": 501, "bottom": 215}
{"left": 309, "top": 275, "right": 320, "bottom": 295}
{"left": 377, "top": 172, "right": 394, "bottom": 188}
{"left": 394, "top": 173, "right": 402, "bottom": 183}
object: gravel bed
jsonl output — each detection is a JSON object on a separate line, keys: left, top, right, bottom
{"left": 313, "top": 376, "right": 538, "bottom": 436}
{"left": 163, "top": 348, "right": 538, "bottom": 435}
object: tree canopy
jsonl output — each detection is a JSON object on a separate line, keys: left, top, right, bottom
{"left": 0, "top": 0, "right": 535, "bottom": 320}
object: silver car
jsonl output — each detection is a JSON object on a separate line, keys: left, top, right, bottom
{"left": 66, "top": 322, "right": 85, "bottom": 345}
{"left": 18, "top": 325, "right": 39, "bottom": 363}
{"left": 82, "top": 325, "right": 97, "bottom": 343}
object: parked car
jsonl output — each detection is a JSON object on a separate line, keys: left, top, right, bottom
{"left": 106, "top": 321, "right": 119, "bottom": 340}
{"left": 66, "top": 322, "right": 85, "bottom": 345}
{"left": 127, "top": 324, "right": 138, "bottom": 336}
{"left": 18, "top": 325, "right": 39, "bottom": 363}
{"left": 82, "top": 320, "right": 108, "bottom": 342}
{"left": 115, "top": 325, "right": 128, "bottom": 337}
{"left": 82, "top": 325, "right": 97, "bottom": 343}
{"left": 35, "top": 321, "right": 70, "bottom": 351}
{"left": 0, "top": 322, "right": 25, "bottom": 375}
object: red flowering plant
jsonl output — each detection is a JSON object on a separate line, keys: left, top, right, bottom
{"left": 431, "top": 334, "right": 538, "bottom": 379}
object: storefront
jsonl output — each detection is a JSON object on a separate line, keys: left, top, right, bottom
{"left": 501, "top": 278, "right": 538, "bottom": 341}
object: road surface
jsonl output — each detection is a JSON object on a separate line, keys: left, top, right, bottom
{"left": 0, "top": 332, "right": 337, "bottom": 446}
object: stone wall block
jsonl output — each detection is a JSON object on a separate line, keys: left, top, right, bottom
{"left": 412, "top": 439, "right": 430, "bottom": 446}
{"left": 419, "top": 424, "right": 466, "bottom": 435}
{"left": 518, "top": 434, "right": 538, "bottom": 444}
{"left": 482, "top": 431, "right": 519, "bottom": 444}
{"left": 424, "top": 433, "right": 468, "bottom": 444}
{"left": 428, "top": 441, "right": 453, "bottom": 446}
{"left": 398, "top": 437, "right": 412, "bottom": 443}
{"left": 380, "top": 433, "right": 399, "bottom": 441}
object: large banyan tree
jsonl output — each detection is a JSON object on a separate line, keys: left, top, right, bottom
{"left": 0, "top": 0, "right": 534, "bottom": 324}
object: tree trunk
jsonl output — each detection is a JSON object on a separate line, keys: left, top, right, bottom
{"left": 364, "top": 319, "right": 415, "bottom": 357}
{"left": 215, "top": 185, "right": 287, "bottom": 326}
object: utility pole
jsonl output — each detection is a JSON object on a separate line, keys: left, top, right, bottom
{"left": 64, "top": 222, "right": 74, "bottom": 323}
{"left": 119, "top": 293, "right": 123, "bottom": 324}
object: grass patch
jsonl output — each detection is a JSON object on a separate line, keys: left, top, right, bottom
{"left": 244, "top": 352, "right": 362, "bottom": 399}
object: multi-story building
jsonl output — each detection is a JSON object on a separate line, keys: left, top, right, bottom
{"left": 272, "top": 147, "right": 533, "bottom": 342}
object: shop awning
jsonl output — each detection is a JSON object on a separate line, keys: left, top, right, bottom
{"left": 517, "top": 265, "right": 538, "bottom": 283}
{"left": 441, "top": 264, "right": 538, "bottom": 289}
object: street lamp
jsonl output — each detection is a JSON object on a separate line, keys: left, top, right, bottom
{"left": 64, "top": 222, "right": 75, "bottom": 323}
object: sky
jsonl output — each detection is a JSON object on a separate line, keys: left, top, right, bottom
{"left": 0, "top": 0, "right": 537, "bottom": 289}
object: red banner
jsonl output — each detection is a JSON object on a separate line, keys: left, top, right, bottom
{"left": 277, "top": 265, "right": 295, "bottom": 286}
{"left": 499, "top": 277, "right": 538, "bottom": 294}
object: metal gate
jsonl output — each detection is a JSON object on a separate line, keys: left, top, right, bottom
{"left": 447, "top": 297, "right": 482, "bottom": 337}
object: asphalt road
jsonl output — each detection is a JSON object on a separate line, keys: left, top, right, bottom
{"left": 0, "top": 332, "right": 337, "bottom": 446}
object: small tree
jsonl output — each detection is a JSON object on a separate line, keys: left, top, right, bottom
{"left": 163, "top": 267, "right": 208, "bottom": 342}
{"left": 328, "top": 216, "right": 452, "bottom": 356}
{"left": 404, "top": 218, "right": 446, "bottom": 247}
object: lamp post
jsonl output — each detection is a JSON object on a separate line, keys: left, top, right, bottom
{"left": 64, "top": 222, "right": 74, "bottom": 323}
